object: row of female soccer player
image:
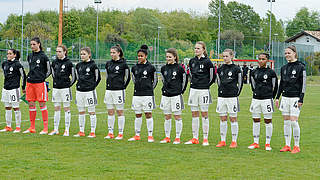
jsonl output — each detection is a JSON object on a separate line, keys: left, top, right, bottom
{"left": 1, "top": 37, "right": 306, "bottom": 153}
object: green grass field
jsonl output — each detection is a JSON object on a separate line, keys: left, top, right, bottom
{"left": 0, "top": 73, "right": 319, "bottom": 179}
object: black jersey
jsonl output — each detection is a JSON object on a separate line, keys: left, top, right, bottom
{"left": 216, "top": 63, "right": 243, "bottom": 97}
{"left": 131, "top": 61, "right": 157, "bottom": 96}
{"left": 2, "top": 59, "right": 26, "bottom": 90}
{"left": 75, "top": 60, "right": 101, "bottom": 92}
{"left": 27, "top": 51, "right": 51, "bottom": 83}
{"left": 250, "top": 67, "right": 278, "bottom": 99}
{"left": 276, "top": 61, "right": 306, "bottom": 103}
{"left": 160, "top": 63, "right": 187, "bottom": 97}
{"left": 51, "top": 57, "right": 76, "bottom": 89}
{"left": 105, "top": 58, "right": 130, "bottom": 90}
{"left": 188, "top": 56, "right": 215, "bottom": 89}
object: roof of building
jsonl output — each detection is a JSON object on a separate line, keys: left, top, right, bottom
{"left": 285, "top": 30, "right": 320, "bottom": 43}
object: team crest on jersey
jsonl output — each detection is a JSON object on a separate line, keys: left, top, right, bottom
{"left": 61, "top": 64, "right": 65, "bottom": 72}
{"left": 36, "top": 59, "right": 40, "bottom": 67}
{"left": 115, "top": 65, "right": 120, "bottom": 73}
{"left": 172, "top": 71, "right": 177, "bottom": 79}
{"left": 142, "top": 70, "right": 148, "bottom": 78}
{"left": 263, "top": 74, "right": 268, "bottom": 79}
{"left": 9, "top": 67, "right": 13, "bottom": 71}
{"left": 292, "top": 70, "right": 296, "bottom": 74}
{"left": 199, "top": 64, "right": 204, "bottom": 72}
{"left": 86, "top": 67, "right": 90, "bottom": 75}
{"left": 228, "top": 71, "right": 233, "bottom": 79}
{"left": 291, "top": 69, "right": 296, "bottom": 78}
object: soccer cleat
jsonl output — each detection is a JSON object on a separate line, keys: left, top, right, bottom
{"left": 23, "top": 128, "right": 36, "bottom": 134}
{"left": 148, "top": 136, "right": 154, "bottom": 143}
{"left": 229, "top": 141, "right": 238, "bottom": 148}
{"left": 216, "top": 141, "right": 226, "bottom": 147}
{"left": 48, "top": 130, "right": 59, "bottom": 136}
{"left": 291, "top": 146, "right": 300, "bottom": 154}
{"left": 115, "top": 134, "right": 123, "bottom": 140}
{"left": 173, "top": 138, "right": 181, "bottom": 144}
{"left": 265, "top": 144, "right": 272, "bottom": 151}
{"left": 39, "top": 130, "right": 48, "bottom": 135}
{"left": 73, "top": 131, "right": 85, "bottom": 137}
{"left": 63, "top": 131, "right": 69, "bottom": 137}
{"left": 248, "top": 143, "right": 260, "bottom": 149}
{"left": 184, "top": 138, "right": 199, "bottom": 145}
{"left": 0, "top": 126, "right": 13, "bottom": 132}
{"left": 13, "top": 127, "right": 21, "bottom": 133}
{"left": 280, "top": 145, "right": 291, "bottom": 152}
{"left": 160, "top": 137, "right": 171, "bottom": 144}
{"left": 87, "top": 132, "right": 96, "bottom": 138}
{"left": 202, "top": 139, "right": 209, "bottom": 146}
{"left": 128, "top": 135, "right": 141, "bottom": 141}
{"left": 104, "top": 133, "right": 114, "bottom": 139}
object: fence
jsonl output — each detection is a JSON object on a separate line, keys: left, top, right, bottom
{"left": 0, "top": 38, "right": 316, "bottom": 75}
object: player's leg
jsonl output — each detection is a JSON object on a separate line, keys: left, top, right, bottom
{"left": 87, "top": 106, "right": 97, "bottom": 138}
{"left": 13, "top": 105, "right": 21, "bottom": 133}
{"left": 160, "top": 113, "right": 172, "bottom": 144}
{"left": 216, "top": 97, "right": 227, "bottom": 147}
{"left": 279, "top": 97, "right": 292, "bottom": 152}
{"left": 49, "top": 103, "right": 61, "bottom": 135}
{"left": 39, "top": 101, "right": 48, "bottom": 134}
{"left": 128, "top": 96, "right": 142, "bottom": 141}
{"left": 63, "top": 103, "right": 71, "bottom": 136}
{"left": 0, "top": 105, "right": 13, "bottom": 132}
{"left": 115, "top": 108, "right": 125, "bottom": 140}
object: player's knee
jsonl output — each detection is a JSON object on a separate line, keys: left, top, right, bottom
{"left": 135, "top": 114, "right": 142, "bottom": 118}
{"left": 264, "top": 119, "right": 272, "bottom": 124}
{"left": 145, "top": 112, "right": 152, "bottom": 118}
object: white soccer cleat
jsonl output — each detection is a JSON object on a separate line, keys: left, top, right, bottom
{"left": 202, "top": 139, "right": 209, "bottom": 146}
{"left": 48, "top": 130, "right": 59, "bottom": 136}
{"left": 265, "top": 144, "right": 272, "bottom": 151}
{"left": 63, "top": 131, "right": 69, "bottom": 137}
{"left": 13, "top": 127, "right": 21, "bottom": 133}
{"left": 115, "top": 134, "right": 123, "bottom": 140}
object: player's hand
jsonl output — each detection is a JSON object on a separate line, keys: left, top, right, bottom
{"left": 298, "top": 102, "right": 303, "bottom": 108}
{"left": 275, "top": 99, "right": 279, "bottom": 109}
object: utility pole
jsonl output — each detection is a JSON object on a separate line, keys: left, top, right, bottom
{"left": 58, "top": 0, "right": 63, "bottom": 45}
{"left": 267, "top": 0, "right": 275, "bottom": 54}
{"left": 21, "top": 0, "right": 24, "bottom": 60}
{"left": 217, "top": 0, "right": 221, "bottom": 58}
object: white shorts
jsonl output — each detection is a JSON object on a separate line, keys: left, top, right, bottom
{"left": 250, "top": 98, "right": 274, "bottom": 119}
{"left": 132, "top": 96, "right": 155, "bottom": 114}
{"left": 160, "top": 95, "right": 184, "bottom": 115}
{"left": 75, "top": 90, "right": 97, "bottom": 108}
{"left": 188, "top": 88, "right": 212, "bottom": 106}
{"left": 279, "top": 97, "right": 300, "bottom": 117}
{"left": 52, "top": 88, "right": 72, "bottom": 102}
{"left": 1, "top": 88, "right": 21, "bottom": 108}
{"left": 216, "top": 97, "right": 239, "bottom": 116}
{"left": 104, "top": 90, "right": 125, "bottom": 110}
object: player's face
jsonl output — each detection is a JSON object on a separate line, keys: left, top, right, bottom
{"left": 166, "top": 53, "right": 176, "bottom": 64}
{"left": 110, "top": 48, "right": 120, "bottom": 61}
{"left": 258, "top": 54, "right": 268, "bottom": 68}
{"left": 7, "top": 50, "right": 16, "bottom": 61}
{"left": 56, "top": 47, "right": 65, "bottom": 60}
{"left": 80, "top": 50, "right": 90, "bottom": 62}
{"left": 137, "top": 52, "right": 147, "bottom": 64}
{"left": 285, "top": 48, "right": 296, "bottom": 62}
{"left": 194, "top": 44, "right": 204, "bottom": 57}
{"left": 222, "top": 52, "right": 232, "bottom": 64}
{"left": 30, "top": 41, "right": 40, "bottom": 52}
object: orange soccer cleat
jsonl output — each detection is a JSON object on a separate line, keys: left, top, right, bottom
{"left": 216, "top": 141, "right": 226, "bottom": 147}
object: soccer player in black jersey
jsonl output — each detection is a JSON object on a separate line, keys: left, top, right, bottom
{"left": 0, "top": 49, "right": 26, "bottom": 133}
{"left": 248, "top": 53, "right": 278, "bottom": 151}
{"left": 216, "top": 49, "right": 243, "bottom": 148}
{"left": 128, "top": 45, "right": 158, "bottom": 143}
{"left": 104, "top": 45, "right": 130, "bottom": 140}
{"left": 185, "top": 41, "right": 215, "bottom": 146}
{"left": 276, "top": 46, "right": 306, "bottom": 154}
{"left": 159, "top": 48, "right": 187, "bottom": 144}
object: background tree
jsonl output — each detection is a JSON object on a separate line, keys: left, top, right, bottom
{"left": 286, "top": 7, "right": 320, "bottom": 37}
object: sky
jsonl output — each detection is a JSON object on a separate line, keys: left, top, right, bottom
{"left": 0, "top": 0, "right": 319, "bottom": 24}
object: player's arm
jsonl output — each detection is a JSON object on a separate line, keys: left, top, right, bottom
{"left": 94, "top": 65, "right": 101, "bottom": 88}
{"left": 19, "top": 66, "right": 27, "bottom": 91}
{"left": 70, "top": 66, "right": 76, "bottom": 87}
{"left": 299, "top": 66, "right": 307, "bottom": 104}
{"left": 45, "top": 56, "right": 51, "bottom": 79}
{"left": 181, "top": 67, "right": 188, "bottom": 94}
{"left": 237, "top": 68, "right": 243, "bottom": 96}
{"left": 272, "top": 71, "right": 278, "bottom": 99}
{"left": 123, "top": 64, "right": 131, "bottom": 89}
{"left": 208, "top": 61, "right": 215, "bottom": 86}
{"left": 152, "top": 67, "right": 158, "bottom": 89}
